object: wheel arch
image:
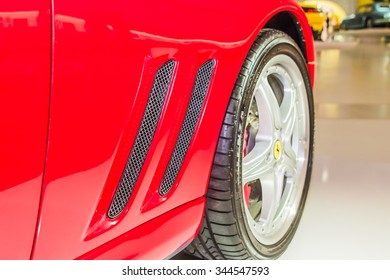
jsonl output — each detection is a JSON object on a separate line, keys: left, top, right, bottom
{"left": 254, "top": 8, "right": 315, "bottom": 86}
{"left": 264, "top": 11, "right": 310, "bottom": 63}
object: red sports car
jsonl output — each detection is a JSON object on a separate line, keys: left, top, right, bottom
{"left": 0, "top": 0, "right": 315, "bottom": 259}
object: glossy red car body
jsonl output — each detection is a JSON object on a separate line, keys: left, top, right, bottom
{"left": 0, "top": 0, "right": 314, "bottom": 259}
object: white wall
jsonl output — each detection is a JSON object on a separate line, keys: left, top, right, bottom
{"left": 334, "top": 0, "right": 357, "bottom": 13}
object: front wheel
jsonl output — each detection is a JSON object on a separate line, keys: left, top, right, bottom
{"left": 185, "top": 29, "right": 314, "bottom": 259}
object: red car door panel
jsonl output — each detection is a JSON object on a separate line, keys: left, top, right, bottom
{"left": 0, "top": 0, "right": 51, "bottom": 259}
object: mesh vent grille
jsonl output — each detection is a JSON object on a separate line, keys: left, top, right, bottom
{"left": 108, "top": 60, "right": 175, "bottom": 219}
{"left": 159, "top": 59, "right": 215, "bottom": 196}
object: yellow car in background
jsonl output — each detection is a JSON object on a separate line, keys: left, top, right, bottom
{"left": 299, "top": 1, "right": 346, "bottom": 40}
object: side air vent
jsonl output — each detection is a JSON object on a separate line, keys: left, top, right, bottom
{"left": 159, "top": 59, "right": 215, "bottom": 196}
{"left": 108, "top": 60, "right": 175, "bottom": 219}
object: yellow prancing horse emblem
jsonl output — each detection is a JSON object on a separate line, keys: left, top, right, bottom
{"left": 274, "top": 140, "right": 282, "bottom": 160}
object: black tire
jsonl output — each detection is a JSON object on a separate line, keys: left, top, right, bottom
{"left": 185, "top": 29, "right": 314, "bottom": 259}
{"left": 312, "top": 30, "right": 321, "bottom": 41}
{"left": 366, "top": 18, "right": 373, "bottom": 28}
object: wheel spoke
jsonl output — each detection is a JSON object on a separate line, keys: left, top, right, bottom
{"left": 279, "top": 77, "right": 296, "bottom": 137}
{"left": 281, "top": 101, "right": 297, "bottom": 141}
{"left": 242, "top": 142, "right": 273, "bottom": 185}
{"left": 257, "top": 77, "right": 282, "bottom": 131}
{"left": 259, "top": 167, "right": 284, "bottom": 230}
{"left": 282, "top": 142, "right": 297, "bottom": 175}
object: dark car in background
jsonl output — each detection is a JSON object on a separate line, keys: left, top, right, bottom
{"left": 340, "top": 3, "right": 390, "bottom": 29}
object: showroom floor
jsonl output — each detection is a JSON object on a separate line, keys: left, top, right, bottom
{"left": 174, "top": 33, "right": 390, "bottom": 260}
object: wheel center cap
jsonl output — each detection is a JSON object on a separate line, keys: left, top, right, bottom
{"left": 274, "top": 140, "right": 282, "bottom": 160}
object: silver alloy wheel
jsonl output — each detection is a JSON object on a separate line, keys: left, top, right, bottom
{"left": 242, "top": 54, "right": 310, "bottom": 246}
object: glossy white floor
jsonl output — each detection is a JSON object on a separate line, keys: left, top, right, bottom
{"left": 174, "top": 36, "right": 390, "bottom": 260}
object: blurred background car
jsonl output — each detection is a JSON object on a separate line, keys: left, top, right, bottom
{"left": 340, "top": 2, "right": 390, "bottom": 29}
{"left": 299, "top": 1, "right": 346, "bottom": 40}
